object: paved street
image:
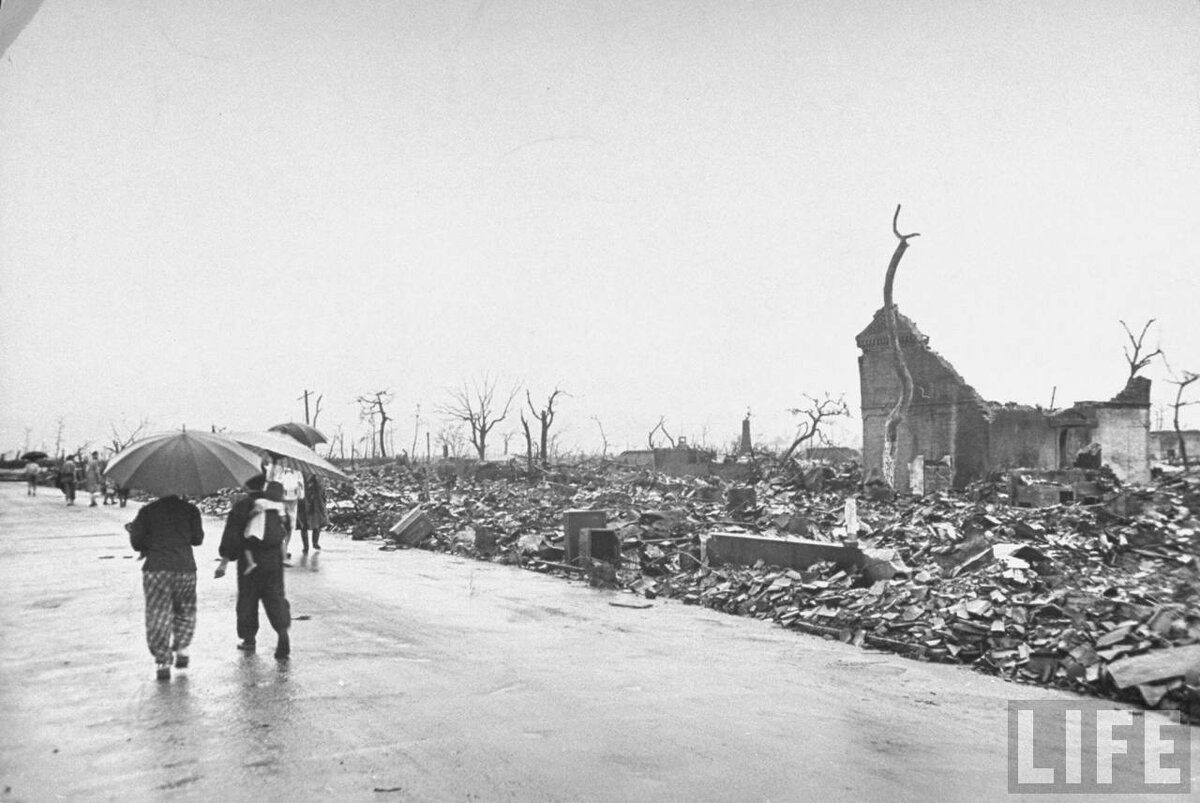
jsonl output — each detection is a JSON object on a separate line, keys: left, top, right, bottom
{"left": 0, "top": 482, "right": 1195, "bottom": 802}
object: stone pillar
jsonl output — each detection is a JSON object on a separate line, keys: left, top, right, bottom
{"left": 738, "top": 417, "right": 752, "bottom": 455}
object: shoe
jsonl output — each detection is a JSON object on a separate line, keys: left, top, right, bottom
{"left": 156, "top": 664, "right": 171, "bottom": 681}
{"left": 236, "top": 641, "right": 256, "bottom": 652}
{"left": 174, "top": 653, "right": 189, "bottom": 669}
{"left": 90, "top": 501, "right": 97, "bottom": 507}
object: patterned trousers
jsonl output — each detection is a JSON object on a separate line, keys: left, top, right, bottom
{"left": 142, "top": 571, "right": 197, "bottom": 664}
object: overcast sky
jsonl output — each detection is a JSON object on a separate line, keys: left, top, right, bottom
{"left": 2, "top": 0, "right": 1198, "bottom": 458}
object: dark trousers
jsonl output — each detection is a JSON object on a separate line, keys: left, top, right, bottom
{"left": 236, "top": 567, "right": 290, "bottom": 644}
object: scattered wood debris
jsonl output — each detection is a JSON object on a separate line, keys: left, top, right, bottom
{"left": 201, "top": 460, "right": 1200, "bottom": 719}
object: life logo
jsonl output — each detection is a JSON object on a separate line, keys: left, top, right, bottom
{"left": 1008, "top": 700, "right": 1192, "bottom": 794}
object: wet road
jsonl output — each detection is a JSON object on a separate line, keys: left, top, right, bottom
{"left": 1, "top": 483, "right": 1196, "bottom": 802}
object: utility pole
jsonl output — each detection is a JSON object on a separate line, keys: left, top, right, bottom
{"left": 298, "top": 390, "right": 312, "bottom": 424}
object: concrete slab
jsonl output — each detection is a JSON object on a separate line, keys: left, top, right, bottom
{"left": 563, "top": 509, "right": 606, "bottom": 563}
{"left": 389, "top": 508, "right": 433, "bottom": 545}
{"left": 702, "top": 532, "right": 864, "bottom": 572}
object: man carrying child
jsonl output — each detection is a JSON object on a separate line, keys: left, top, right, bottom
{"left": 215, "top": 475, "right": 291, "bottom": 660}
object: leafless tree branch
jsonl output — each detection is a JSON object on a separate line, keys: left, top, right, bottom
{"left": 1119, "top": 319, "right": 1162, "bottom": 380}
{"left": 355, "top": 390, "right": 393, "bottom": 458}
{"left": 780, "top": 394, "right": 850, "bottom": 463}
{"left": 436, "top": 375, "right": 520, "bottom": 461}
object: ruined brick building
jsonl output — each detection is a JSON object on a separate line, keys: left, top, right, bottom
{"left": 856, "top": 307, "right": 1151, "bottom": 492}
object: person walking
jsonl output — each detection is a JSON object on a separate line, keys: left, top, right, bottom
{"left": 216, "top": 474, "right": 291, "bottom": 660}
{"left": 24, "top": 460, "right": 40, "bottom": 496}
{"left": 58, "top": 455, "right": 77, "bottom": 505}
{"left": 127, "top": 493, "right": 205, "bottom": 680}
{"left": 265, "top": 455, "right": 304, "bottom": 565}
{"left": 296, "top": 473, "right": 328, "bottom": 553}
{"left": 85, "top": 451, "right": 104, "bottom": 507}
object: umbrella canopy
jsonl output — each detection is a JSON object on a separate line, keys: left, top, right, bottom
{"left": 20, "top": 451, "right": 48, "bottom": 461}
{"left": 268, "top": 422, "right": 328, "bottom": 448}
{"left": 229, "top": 431, "right": 350, "bottom": 483}
{"left": 103, "top": 431, "right": 263, "bottom": 498}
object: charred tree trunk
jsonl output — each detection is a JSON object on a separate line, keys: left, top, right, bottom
{"left": 881, "top": 204, "right": 920, "bottom": 489}
{"left": 1171, "top": 373, "right": 1197, "bottom": 470}
{"left": 520, "top": 412, "right": 536, "bottom": 472}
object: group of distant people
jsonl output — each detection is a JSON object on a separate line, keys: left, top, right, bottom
{"left": 126, "top": 453, "right": 329, "bottom": 680}
{"left": 26, "top": 452, "right": 128, "bottom": 507}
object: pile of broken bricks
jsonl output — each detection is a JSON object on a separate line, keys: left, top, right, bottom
{"left": 240, "top": 461, "right": 1200, "bottom": 718}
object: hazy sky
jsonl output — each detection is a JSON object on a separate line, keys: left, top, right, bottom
{"left": 2, "top": 1, "right": 1198, "bottom": 458}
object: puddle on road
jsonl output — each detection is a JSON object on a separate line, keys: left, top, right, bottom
{"left": 28, "top": 596, "right": 71, "bottom": 610}
{"left": 834, "top": 658, "right": 907, "bottom": 676}
{"left": 155, "top": 773, "right": 202, "bottom": 791}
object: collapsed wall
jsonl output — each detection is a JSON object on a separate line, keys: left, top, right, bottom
{"left": 856, "top": 307, "right": 1150, "bottom": 490}
{"left": 856, "top": 307, "right": 990, "bottom": 491}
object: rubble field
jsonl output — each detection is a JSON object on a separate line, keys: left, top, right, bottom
{"left": 202, "top": 460, "right": 1200, "bottom": 719}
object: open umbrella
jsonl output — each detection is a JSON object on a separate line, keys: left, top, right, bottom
{"left": 104, "top": 431, "right": 263, "bottom": 498}
{"left": 229, "top": 431, "right": 350, "bottom": 483}
{"left": 268, "top": 422, "right": 328, "bottom": 449}
{"left": 20, "top": 451, "right": 48, "bottom": 461}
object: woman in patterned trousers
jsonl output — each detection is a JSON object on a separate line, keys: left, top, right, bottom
{"left": 127, "top": 495, "right": 204, "bottom": 680}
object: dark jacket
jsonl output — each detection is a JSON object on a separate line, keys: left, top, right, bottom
{"left": 220, "top": 491, "right": 285, "bottom": 572}
{"left": 128, "top": 495, "right": 204, "bottom": 572}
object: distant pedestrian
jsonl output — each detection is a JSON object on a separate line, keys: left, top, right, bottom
{"left": 85, "top": 452, "right": 104, "bottom": 507}
{"left": 24, "top": 460, "right": 40, "bottom": 496}
{"left": 116, "top": 484, "right": 130, "bottom": 507}
{"left": 102, "top": 478, "right": 117, "bottom": 506}
{"left": 296, "top": 473, "right": 328, "bottom": 553}
{"left": 127, "top": 494, "right": 204, "bottom": 680}
{"left": 216, "top": 474, "right": 291, "bottom": 660}
{"left": 58, "top": 456, "right": 77, "bottom": 505}
{"left": 265, "top": 455, "right": 304, "bottom": 565}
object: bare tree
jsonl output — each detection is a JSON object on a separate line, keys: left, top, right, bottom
{"left": 1167, "top": 370, "right": 1198, "bottom": 470}
{"left": 591, "top": 416, "right": 609, "bottom": 458}
{"left": 519, "top": 411, "right": 536, "bottom": 470}
{"left": 410, "top": 404, "right": 422, "bottom": 460}
{"left": 780, "top": 394, "right": 851, "bottom": 463}
{"left": 311, "top": 394, "right": 324, "bottom": 428}
{"left": 325, "top": 425, "right": 346, "bottom": 461}
{"left": 1120, "top": 319, "right": 1162, "bottom": 380}
{"left": 356, "top": 390, "right": 393, "bottom": 458}
{"left": 436, "top": 423, "right": 467, "bottom": 458}
{"left": 109, "top": 417, "right": 150, "bottom": 453}
{"left": 881, "top": 204, "right": 920, "bottom": 488}
{"left": 647, "top": 416, "right": 676, "bottom": 449}
{"left": 526, "top": 388, "right": 565, "bottom": 468}
{"left": 436, "top": 375, "right": 519, "bottom": 461}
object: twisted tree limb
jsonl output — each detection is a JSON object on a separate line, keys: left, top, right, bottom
{"left": 882, "top": 204, "right": 920, "bottom": 488}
